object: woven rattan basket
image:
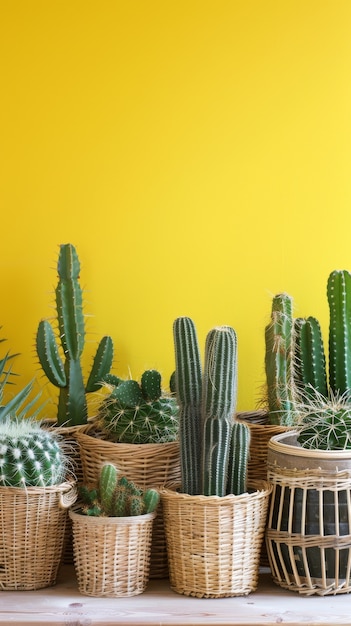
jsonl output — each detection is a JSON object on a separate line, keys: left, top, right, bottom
{"left": 266, "top": 431, "right": 351, "bottom": 596}
{"left": 76, "top": 426, "right": 180, "bottom": 578}
{"left": 0, "top": 481, "right": 76, "bottom": 591}
{"left": 161, "top": 480, "right": 272, "bottom": 598}
{"left": 69, "top": 508, "right": 156, "bottom": 597}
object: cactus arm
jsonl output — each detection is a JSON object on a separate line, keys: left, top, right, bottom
{"left": 141, "top": 369, "right": 162, "bottom": 401}
{"left": 327, "top": 270, "right": 351, "bottom": 395}
{"left": 36, "top": 320, "right": 66, "bottom": 387}
{"left": 57, "top": 359, "right": 87, "bottom": 426}
{"left": 173, "top": 317, "right": 202, "bottom": 495}
{"left": 265, "top": 293, "right": 295, "bottom": 426}
{"left": 85, "top": 335, "right": 114, "bottom": 393}
{"left": 226, "top": 420, "right": 250, "bottom": 496}
{"left": 294, "top": 317, "right": 328, "bottom": 399}
{"left": 201, "top": 326, "right": 237, "bottom": 497}
{"left": 143, "top": 488, "right": 160, "bottom": 514}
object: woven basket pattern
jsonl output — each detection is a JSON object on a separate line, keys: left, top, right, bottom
{"left": 70, "top": 509, "right": 155, "bottom": 597}
{"left": 266, "top": 463, "right": 351, "bottom": 596}
{"left": 76, "top": 427, "right": 180, "bottom": 578}
{"left": 0, "top": 481, "right": 76, "bottom": 590}
{"left": 161, "top": 480, "right": 272, "bottom": 598}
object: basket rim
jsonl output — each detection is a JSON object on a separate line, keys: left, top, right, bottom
{"left": 0, "top": 479, "right": 76, "bottom": 495}
{"left": 69, "top": 506, "right": 156, "bottom": 525}
{"left": 160, "top": 480, "right": 272, "bottom": 504}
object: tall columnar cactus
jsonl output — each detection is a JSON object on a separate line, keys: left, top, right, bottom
{"left": 100, "top": 369, "right": 179, "bottom": 444}
{"left": 36, "top": 244, "right": 114, "bottom": 427}
{"left": 0, "top": 418, "right": 67, "bottom": 487}
{"left": 173, "top": 317, "right": 202, "bottom": 495}
{"left": 327, "top": 269, "right": 351, "bottom": 396}
{"left": 79, "top": 463, "right": 160, "bottom": 517}
{"left": 173, "top": 317, "right": 249, "bottom": 497}
{"left": 293, "top": 316, "right": 328, "bottom": 399}
{"left": 264, "top": 293, "right": 296, "bottom": 426}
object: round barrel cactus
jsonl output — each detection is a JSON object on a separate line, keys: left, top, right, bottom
{"left": 100, "top": 370, "right": 179, "bottom": 444}
{"left": 0, "top": 418, "right": 67, "bottom": 487}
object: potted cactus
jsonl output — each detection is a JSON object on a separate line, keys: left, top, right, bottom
{"left": 69, "top": 463, "right": 159, "bottom": 597}
{"left": 36, "top": 243, "right": 114, "bottom": 429}
{"left": 265, "top": 269, "right": 351, "bottom": 596}
{"left": 161, "top": 317, "right": 272, "bottom": 598}
{"left": 0, "top": 346, "right": 76, "bottom": 590}
{"left": 76, "top": 368, "right": 180, "bottom": 578}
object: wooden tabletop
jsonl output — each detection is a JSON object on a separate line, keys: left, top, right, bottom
{"left": 1, "top": 566, "right": 351, "bottom": 625}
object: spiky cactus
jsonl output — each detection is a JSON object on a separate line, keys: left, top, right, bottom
{"left": 79, "top": 463, "right": 160, "bottom": 516}
{"left": 173, "top": 317, "right": 249, "bottom": 497}
{"left": 0, "top": 418, "right": 67, "bottom": 487}
{"left": 36, "top": 244, "right": 114, "bottom": 427}
{"left": 264, "top": 293, "right": 296, "bottom": 426}
{"left": 100, "top": 369, "right": 179, "bottom": 444}
{"left": 265, "top": 270, "right": 351, "bottom": 448}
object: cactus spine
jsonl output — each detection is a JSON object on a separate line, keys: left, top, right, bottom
{"left": 173, "top": 317, "right": 249, "bottom": 497}
{"left": 100, "top": 369, "right": 179, "bottom": 444}
{"left": 36, "top": 244, "right": 114, "bottom": 426}
{"left": 79, "top": 463, "right": 160, "bottom": 517}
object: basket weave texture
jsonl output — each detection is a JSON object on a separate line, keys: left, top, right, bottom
{"left": 266, "top": 464, "right": 351, "bottom": 596}
{"left": 76, "top": 426, "right": 180, "bottom": 578}
{"left": 0, "top": 481, "right": 76, "bottom": 591}
{"left": 69, "top": 509, "right": 156, "bottom": 597}
{"left": 161, "top": 480, "right": 272, "bottom": 598}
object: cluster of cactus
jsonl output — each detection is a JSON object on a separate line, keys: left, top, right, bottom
{"left": 36, "top": 243, "right": 114, "bottom": 427}
{"left": 99, "top": 369, "right": 179, "bottom": 444}
{"left": 0, "top": 417, "right": 67, "bottom": 487}
{"left": 265, "top": 270, "right": 351, "bottom": 449}
{"left": 173, "top": 317, "right": 250, "bottom": 497}
{"left": 79, "top": 463, "right": 160, "bottom": 516}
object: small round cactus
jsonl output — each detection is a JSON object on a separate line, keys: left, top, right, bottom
{"left": 100, "top": 370, "right": 179, "bottom": 444}
{"left": 296, "top": 391, "right": 351, "bottom": 450}
{"left": 0, "top": 418, "right": 67, "bottom": 487}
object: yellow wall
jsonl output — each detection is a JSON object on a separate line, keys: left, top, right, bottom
{"left": 1, "top": 0, "right": 351, "bottom": 417}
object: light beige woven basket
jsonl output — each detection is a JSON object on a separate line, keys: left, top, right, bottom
{"left": 76, "top": 426, "right": 180, "bottom": 578}
{"left": 0, "top": 481, "right": 76, "bottom": 591}
{"left": 161, "top": 480, "right": 272, "bottom": 598}
{"left": 69, "top": 508, "right": 156, "bottom": 597}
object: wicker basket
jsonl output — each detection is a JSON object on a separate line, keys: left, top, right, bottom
{"left": 69, "top": 508, "right": 156, "bottom": 597}
{"left": 266, "top": 431, "right": 351, "bottom": 596}
{"left": 76, "top": 426, "right": 180, "bottom": 578}
{"left": 161, "top": 480, "right": 272, "bottom": 598}
{"left": 0, "top": 481, "right": 76, "bottom": 590}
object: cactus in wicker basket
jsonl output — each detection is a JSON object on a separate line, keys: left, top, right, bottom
{"left": 173, "top": 317, "right": 250, "bottom": 497}
{"left": 78, "top": 463, "right": 160, "bottom": 516}
{"left": 99, "top": 369, "right": 179, "bottom": 444}
{"left": 265, "top": 270, "right": 351, "bottom": 450}
{"left": 36, "top": 243, "right": 114, "bottom": 427}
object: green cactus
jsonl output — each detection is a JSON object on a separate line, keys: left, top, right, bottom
{"left": 36, "top": 244, "right": 114, "bottom": 427}
{"left": 173, "top": 317, "right": 249, "bottom": 497}
{"left": 173, "top": 317, "right": 202, "bottom": 495}
{"left": 264, "top": 293, "right": 296, "bottom": 426}
{"left": 100, "top": 370, "right": 179, "bottom": 444}
{"left": 265, "top": 270, "right": 351, "bottom": 447}
{"left": 78, "top": 463, "right": 160, "bottom": 516}
{"left": 0, "top": 418, "right": 67, "bottom": 487}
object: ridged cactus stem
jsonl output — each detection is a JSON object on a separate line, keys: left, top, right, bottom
{"left": 99, "top": 464, "right": 118, "bottom": 515}
{"left": 201, "top": 327, "right": 238, "bottom": 496}
{"left": 265, "top": 293, "right": 295, "bottom": 426}
{"left": 36, "top": 244, "right": 114, "bottom": 426}
{"left": 173, "top": 317, "right": 202, "bottom": 495}
{"left": 294, "top": 317, "right": 328, "bottom": 399}
{"left": 227, "top": 421, "right": 250, "bottom": 496}
{"left": 327, "top": 270, "right": 351, "bottom": 396}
